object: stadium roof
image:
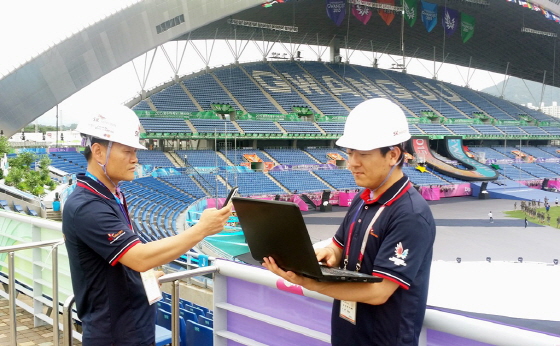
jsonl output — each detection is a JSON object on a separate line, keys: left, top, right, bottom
{"left": 183, "top": 0, "right": 560, "bottom": 86}
{"left": 1, "top": 0, "right": 560, "bottom": 137}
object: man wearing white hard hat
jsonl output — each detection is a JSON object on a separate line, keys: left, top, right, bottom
{"left": 63, "top": 106, "right": 232, "bottom": 346}
{"left": 264, "top": 98, "right": 436, "bottom": 345}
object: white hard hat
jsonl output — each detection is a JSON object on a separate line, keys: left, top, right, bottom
{"left": 76, "top": 105, "right": 146, "bottom": 149}
{"left": 336, "top": 98, "right": 411, "bottom": 151}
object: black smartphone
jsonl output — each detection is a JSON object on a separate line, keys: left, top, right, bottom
{"left": 222, "top": 186, "right": 239, "bottom": 208}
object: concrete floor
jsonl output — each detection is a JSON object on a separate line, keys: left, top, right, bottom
{"left": 303, "top": 196, "right": 560, "bottom": 263}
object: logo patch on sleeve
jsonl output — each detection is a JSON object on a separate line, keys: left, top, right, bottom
{"left": 389, "top": 242, "right": 408, "bottom": 266}
{"left": 108, "top": 230, "right": 125, "bottom": 244}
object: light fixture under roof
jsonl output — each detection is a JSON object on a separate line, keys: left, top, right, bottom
{"left": 521, "top": 27, "right": 558, "bottom": 38}
{"left": 228, "top": 19, "right": 298, "bottom": 33}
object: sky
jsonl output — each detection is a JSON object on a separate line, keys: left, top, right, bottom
{"left": 0, "top": 0, "right": 517, "bottom": 127}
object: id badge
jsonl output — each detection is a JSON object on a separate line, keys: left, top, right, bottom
{"left": 140, "top": 269, "right": 162, "bottom": 305}
{"left": 339, "top": 300, "right": 357, "bottom": 324}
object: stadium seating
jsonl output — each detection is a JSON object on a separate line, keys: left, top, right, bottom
{"left": 139, "top": 117, "right": 192, "bottom": 135}
{"left": 445, "top": 84, "right": 515, "bottom": 120}
{"left": 243, "top": 62, "right": 310, "bottom": 113}
{"left": 317, "top": 122, "right": 344, "bottom": 134}
{"left": 299, "top": 62, "right": 365, "bottom": 110}
{"left": 278, "top": 121, "right": 322, "bottom": 135}
{"left": 469, "top": 147, "right": 510, "bottom": 160}
{"left": 176, "top": 150, "right": 229, "bottom": 167}
{"left": 189, "top": 119, "right": 239, "bottom": 135}
{"left": 272, "top": 61, "right": 347, "bottom": 116}
{"left": 268, "top": 170, "right": 331, "bottom": 192}
{"left": 236, "top": 120, "right": 282, "bottom": 134}
{"left": 213, "top": 66, "right": 279, "bottom": 114}
{"left": 385, "top": 71, "right": 470, "bottom": 119}
{"left": 150, "top": 83, "right": 198, "bottom": 112}
{"left": 304, "top": 148, "right": 347, "bottom": 163}
{"left": 229, "top": 172, "right": 285, "bottom": 196}
{"left": 497, "top": 165, "right": 538, "bottom": 180}
{"left": 512, "top": 163, "right": 557, "bottom": 179}
{"left": 402, "top": 167, "right": 450, "bottom": 186}
{"left": 263, "top": 148, "right": 319, "bottom": 165}
{"left": 186, "top": 320, "right": 213, "bottom": 346}
{"left": 219, "top": 148, "right": 269, "bottom": 166}
{"left": 137, "top": 150, "right": 175, "bottom": 167}
{"left": 314, "top": 169, "right": 359, "bottom": 190}
{"left": 48, "top": 151, "right": 87, "bottom": 174}
{"left": 182, "top": 74, "right": 237, "bottom": 111}
{"left": 444, "top": 124, "right": 480, "bottom": 136}
{"left": 351, "top": 65, "right": 425, "bottom": 117}
{"left": 132, "top": 100, "right": 152, "bottom": 111}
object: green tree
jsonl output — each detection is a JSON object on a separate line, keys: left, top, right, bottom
{"left": 5, "top": 152, "right": 57, "bottom": 197}
{"left": 0, "top": 136, "right": 10, "bottom": 156}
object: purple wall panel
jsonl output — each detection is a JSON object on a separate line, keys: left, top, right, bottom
{"left": 226, "top": 277, "right": 332, "bottom": 339}
{"left": 227, "top": 311, "right": 329, "bottom": 346}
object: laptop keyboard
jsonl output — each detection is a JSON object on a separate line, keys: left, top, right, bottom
{"left": 320, "top": 266, "right": 372, "bottom": 278}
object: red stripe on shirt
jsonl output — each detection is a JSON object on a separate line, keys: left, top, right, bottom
{"left": 372, "top": 272, "right": 410, "bottom": 290}
{"left": 332, "top": 238, "right": 343, "bottom": 249}
{"left": 77, "top": 182, "right": 110, "bottom": 200}
{"left": 110, "top": 240, "right": 141, "bottom": 266}
{"left": 385, "top": 182, "right": 412, "bottom": 206}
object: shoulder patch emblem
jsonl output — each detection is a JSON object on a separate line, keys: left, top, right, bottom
{"left": 389, "top": 242, "right": 408, "bottom": 266}
{"left": 108, "top": 230, "right": 125, "bottom": 244}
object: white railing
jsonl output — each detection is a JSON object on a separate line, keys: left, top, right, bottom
{"left": 2, "top": 210, "right": 560, "bottom": 345}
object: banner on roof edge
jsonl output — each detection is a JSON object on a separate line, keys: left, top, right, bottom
{"left": 326, "top": 0, "right": 346, "bottom": 26}
{"left": 421, "top": 1, "right": 438, "bottom": 33}
{"left": 378, "top": 0, "right": 396, "bottom": 26}
{"left": 442, "top": 7, "right": 459, "bottom": 37}
{"left": 461, "top": 13, "right": 475, "bottom": 43}
{"left": 352, "top": 0, "right": 373, "bottom": 24}
{"left": 404, "top": 0, "right": 418, "bottom": 27}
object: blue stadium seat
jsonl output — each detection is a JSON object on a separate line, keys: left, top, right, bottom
{"left": 198, "top": 315, "right": 213, "bottom": 328}
{"left": 186, "top": 320, "right": 213, "bottom": 346}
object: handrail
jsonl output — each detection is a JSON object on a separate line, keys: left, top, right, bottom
{"left": 62, "top": 295, "right": 76, "bottom": 346}
{"left": 1, "top": 238, "right": 64, "bottom": 346}
{"left": 159, "top": 266, "right": 219, "bottom": 346}
{"left": 0, "top": 208, "right": 63, "bottom": 229}
{"left": 0, "top": 239, "right": 63, "bottom": 253}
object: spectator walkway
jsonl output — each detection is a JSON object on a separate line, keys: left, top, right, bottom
{"left": 0, "top": 297, "right": 82, "bottom": 346}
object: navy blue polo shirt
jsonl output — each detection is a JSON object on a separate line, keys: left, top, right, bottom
{"left": 63, "top": 174, "right": 156, "bottom": 346}
{"left": 331, "top": 174, "right": 435, "bottom": 346}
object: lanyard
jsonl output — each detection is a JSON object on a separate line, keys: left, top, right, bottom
{"left": 343, "top": 201, "right": 386, "bottom": 272}
{"left": 85, "top": 172, "right": 132, "bottom": 230}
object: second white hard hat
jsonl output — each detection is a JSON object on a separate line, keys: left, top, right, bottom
{"left": 76, "top": 105, "right": 146, "bottom": 149}
{"left": 336, "top": 98, "right": 411, "bottom": 151}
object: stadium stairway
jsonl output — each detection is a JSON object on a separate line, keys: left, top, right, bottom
{"left": 210, "top": 72, "right": 247, "bottom": 112}
{"left": 184, "top": 119, "right": 197, "bottom": 133}
{"left": 260, "top": 151, "right": 279, "bottom": 165}
{"left": 263, "top": 172, "right": 290, "bottom": 194}
{"left": 471, "top": 180, "right": 559, "bottom": 201}
{"left": 164, "top": 152, "right": 182, "bottom": 167}
{"left": 312, "top": 122, "right": 326, "bottom": 135}
{"left": 309, "top": 171, "right": 336, "bottom": 190}
{"left": 179, "top": 82, "right": 203, "bottom": 111}
{"left": 230, "top": 120, "right": 244, "bottom": 134}
{"left": 302, "top": 151, "right": 321, "bottom": 163}
{"left": 145, "top": 98, "right": 157, "bottom": 111}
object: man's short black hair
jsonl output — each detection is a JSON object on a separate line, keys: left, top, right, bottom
{"left": 379, "top": 142, "right": 406, "bottom": 167}
{"left": 82, "top": 136, "right": 109, "bottom": 161}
